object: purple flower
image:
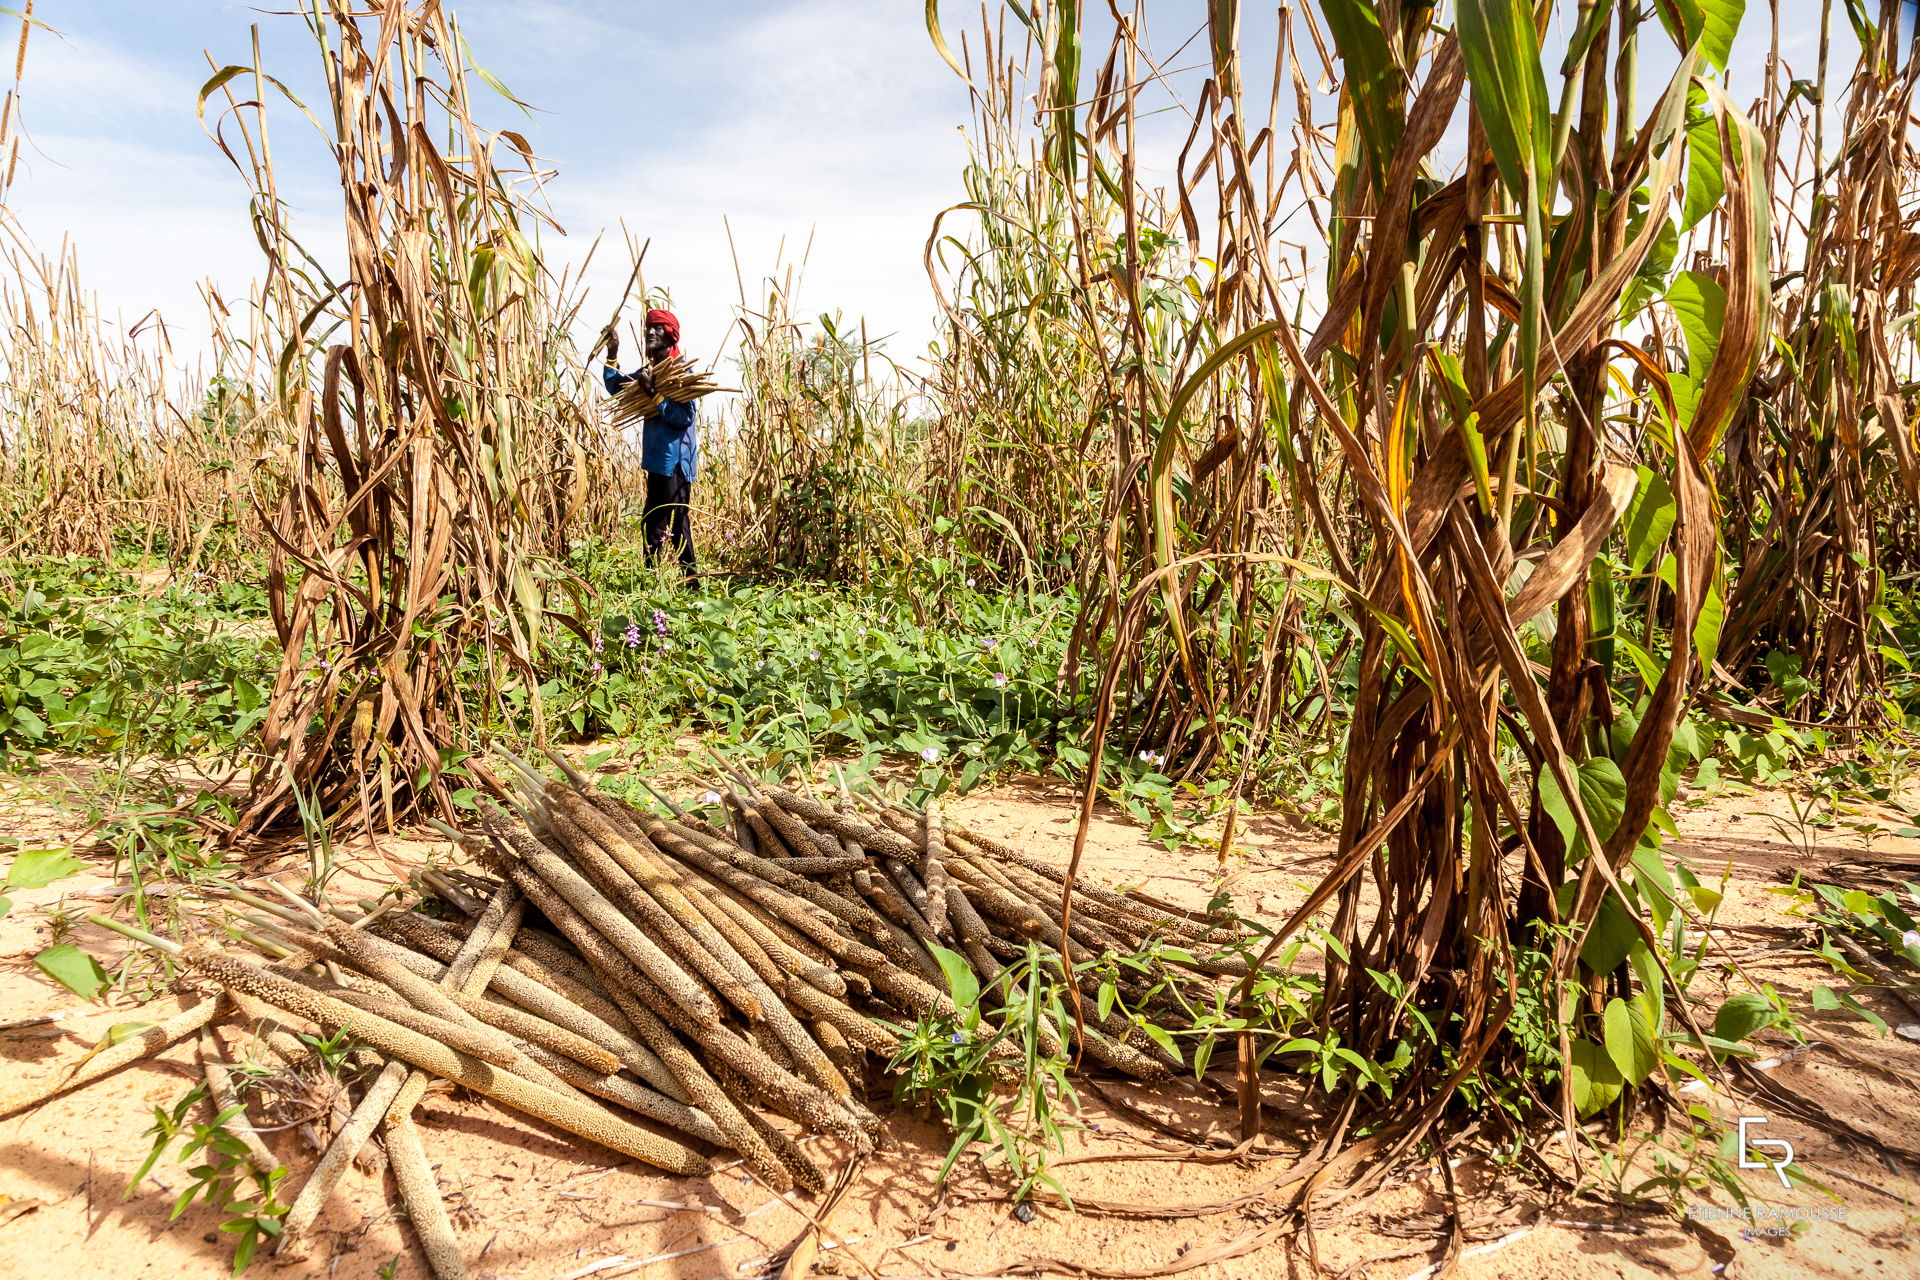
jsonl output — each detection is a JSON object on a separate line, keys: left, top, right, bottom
{"left": 653, "top": 608, "right": 669, "bottom": 636}
{"left": 992, "top": 672, "right": 1009, "bottom": 689}
{"left": 623, "top": 622, "right": 642, "bottom": 647}
{"left": 920, "top": 746, "right": 941, "bottom": 764}
{"left": 592, "top": 631, "right": 604, "bottom": 653}
{"left": 590, "top": 661, "right": 604, "bottom": 673}
{"left": 1905, "top": 930, "right": 1920, "bottom": 950}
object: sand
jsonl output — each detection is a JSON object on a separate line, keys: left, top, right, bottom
{"left": 1, "top": 761, "right": 1916, "bottom": 1279}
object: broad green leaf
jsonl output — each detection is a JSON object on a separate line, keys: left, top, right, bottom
{"left": 1693, "top": 575, "right": 1725, "bottom": 678}
{"left": 1538, "top": 757, "right": 1628, "bottom": 860}
{"left": 1695, "top": 0, "right": 1747, "bottom": 73}
{"left": 1623, "top": 467, "right": 1676, "bottom": 572}
{"left": 926, "top": 942, "right": 978, "bottom": 1011}
{"left": 1666, "top": 271, "right": 1727, "bottom": 387}
{"left": 9, "top": 705, "right": 46, "bottom": 739}
{"left": 1603, "top": 996, "right": 1660, "bottom": 1085}
{"left": 1711, "top": 992, "right": 1780, "bottom": 1044}
{"left": 1570, "top": 1038, "right": 1625, "bottom": 1116}
{"left": 1580, "top": 894, "right": 1639, "bottom": 975}
{"left": 35, "top": 943, "right": 110, "bottom": 1001}
{"left": 1682, "top": 90, "right": 1725, "bottom": 230}
{"left": 4, "top": 846, "right": 87, "bottom": 891}
{"left": 1653, "top": 0, "right": 1744, "bottom": 73}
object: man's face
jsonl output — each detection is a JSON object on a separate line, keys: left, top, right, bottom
{"left": 646, "top": 323, "right": 672, "bottom": 355}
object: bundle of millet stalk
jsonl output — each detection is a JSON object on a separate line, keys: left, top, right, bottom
{"left": 48, "top": 749, "right": 1250, "bottom": 1277}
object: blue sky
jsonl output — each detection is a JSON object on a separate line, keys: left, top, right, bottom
{"left": 4, "top": 1, "right": 978, "bottom": 371}
{"left": 0, "top": 2, "right": 1858, "bottom": 378}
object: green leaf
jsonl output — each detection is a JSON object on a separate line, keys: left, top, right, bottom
{"left": 1538, "top": 757, "right": 1627, "bottom": 860}
{"left": 926, "top": 942, "right": 978, "bottom": 1011}
{"left": 1320, "top": 0, "right": 1403, "bottom": 196}
{"left": 1694, "top": 0, "right": 1747, "bottom": 73}
{"left": 1623, "top": 467, "right": 1676, "bottom": 572}
{"left": 35, "top": 943, "right": 110, "bottom": 1001}
{"left": 1570, "top": 1038, "right": 1625, "bottom": 1116}
{"left": 1693, "top": 576, "right": 1725, "bottom": 679}
{"left": 1666, "top": 270, "right": 1727, "bottom": 388}
{"left": 1581, "top": 894, "right": 1640, "bottom": 975}
{"left": 1764, "top": 650, "right": 1813, "bottom": 708}
{"left": 4, "top": 846, "right": 88, "bottom": 891}
{"left": 1682, "top": 88, "right": 1725, "bottom": 230}
{"left": 1138, "top": 1021, "right": 1182, "bottom": 1065}
{"left": 1711, "top": 992, "right": 1779, "bottom": 1045}
{"left": 1456, "top": 0, "right": 1552, "bottom": 207}
{"left": 8, "top": 704, "right": 46, "bottom": 739}
{"left": 1603, "top": 996, "right": 1660, "bottom": 1085}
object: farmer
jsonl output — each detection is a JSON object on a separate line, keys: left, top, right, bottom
{"left": 603, "top": 308, "right": 699, "bottom": 580}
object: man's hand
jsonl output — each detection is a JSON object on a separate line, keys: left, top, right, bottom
{"left": 602, "top": 325, "right": 620, "bottom": 364}
{"left": 630, "top": 364, "right": 657, "bottom": 397}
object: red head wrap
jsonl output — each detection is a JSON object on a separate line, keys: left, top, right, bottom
{"left": 645, "top": 308, "right": 682, "bottom": 360}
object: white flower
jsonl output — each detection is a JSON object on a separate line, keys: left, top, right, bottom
{"left": 966, "top": 577, "right": 976, "bottom": 588}
{"left": 920, "top": 746, "right": 941, "bottom": 764}
{"left": 809, "top": 650, "right": 820, "bottom": 661}
{"left": 700, "top": 790, "right": 722, "bottom": 805}
{"left": 1905, "top": 930, "right": 1920, "bottom": 950}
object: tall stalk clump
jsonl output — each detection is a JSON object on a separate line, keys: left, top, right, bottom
{"left": 706, "top": 267, "right": 923, "bottom": 582}
{"left": 207, "top": 1, "right": 606, "bottom": 834}
{"left": 924, "top": 17, "right": 1144, "bottom": 590}
{"left": 934, "top": 0, "right": 1785, "bottom": 1166}
{"left": 1718, "top": 0, "right": 1920, "bottom": 727}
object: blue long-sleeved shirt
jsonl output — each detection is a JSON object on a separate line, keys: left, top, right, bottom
{"left": 604, "top": 363, "right": 698, "bottom": 480}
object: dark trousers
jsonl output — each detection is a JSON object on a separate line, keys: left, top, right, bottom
{"left": 643, "top": 469, "right": 697, "bottom": 579}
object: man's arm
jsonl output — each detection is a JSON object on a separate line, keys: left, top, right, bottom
{"left": 655, "top": 396, "right": 695, "bottom": 429}
{"left": 603, "top": 364, "right": 663, "bottom": 396}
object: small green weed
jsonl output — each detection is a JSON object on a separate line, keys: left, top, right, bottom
{"left": 888, "top": 942, "right": 1080, "bottom": 1204}
{"left": 131, "top": 1084, "right": 289, "bottom": 1274}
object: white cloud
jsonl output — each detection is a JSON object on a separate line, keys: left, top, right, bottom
{"left": 0, "top": 1, "right": 973, "bottom": 380}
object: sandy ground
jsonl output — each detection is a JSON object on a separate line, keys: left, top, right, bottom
{"left": 2, "top": 758, "right": 1918, "bottom": 1280}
